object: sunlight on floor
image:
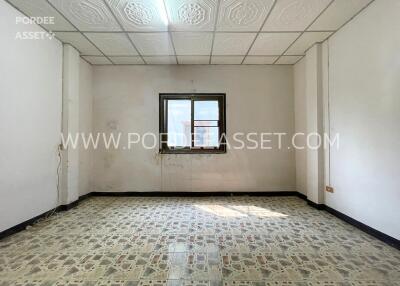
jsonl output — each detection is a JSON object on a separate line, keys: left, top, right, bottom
{"left": 231, "top": 205, "right": 288, "bottom": 217}
{"left": 194, "top": 204, "right": 288, "bottom": 218}
{"left": 194, "top": 204, "right": 247, "bottom": 217}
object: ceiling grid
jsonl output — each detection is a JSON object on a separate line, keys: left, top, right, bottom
{"left": 44, "top": 0, "right": 115, "bottom": 64}
{"left": 102, "top": 0, "right": 147, "bottom": 64}
{"left": 6, "top": 0, "right": 375, "bottom": 65}
{"left": 209, "top": 0, "right": 221, "bottom": 64}
{"left": 272, "top": 0, "right": 335, "bottom": 64}
{"left": 239, "top": 0, "right": 277, "bottom": 64}
{"left": 162, "top": 0, "right": 179, "bottom": 64}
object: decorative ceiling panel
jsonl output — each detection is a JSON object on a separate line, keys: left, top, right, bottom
{"left": 129, "top": 33, "right": 175, "bottom": 55}
{"left": 249, "top": 32, "right": 300, "bottom": 55}
{"left": 55, "top": 32, "right": 101, "bottom": 55}
{"left": 262, "top": 0, "right": 332, "bottom": 31}
{"left": 108, "top": 56, "right": 145, "bottom": 64}
{"left": 309, "top": 0, "right": 373, "bottom": 31}
{"left": 243, "top": 56, "right": 278, "bottom": 64}
{"left": 172, "top": 32, "right": 213, "bottom": 55}
{"left": 211, "top": 56, "right": 244, "bottom": 64}
{"left": 275, "top": 55, "right": 302, "bottom": 64}
{"left": 106, "top": 0, "right": 168, "bottom": 31}
{"left": 285, "top": 31, "right": 332, "bottom": 55}
{"left": 48, "top": 0, "right": 122, "bottom": 31}
{"left": 82, "top": 56, "right": 113, "bottom": 64}
{"left": 164, "top": 0, "right": 217, "bottom": 31}
{"left": 7, "top": 0, "right": 374, "bottom": 65}
{"left": 85, "top": 33, "right": 138, "bottom": 55}
{"left": 217, "top": 0, "right": 274, "bottom": 31}
{"left": 8, "top": 0, "right": 76, "bottom": 31}
{"left": 212, "top": 33, "right": 256, "bottom": 55}
{"left": 143, "top": 56, "right": 177, "bottom": 64}
{"left": 178, "top": 56, "right": 210, "bottom": 64}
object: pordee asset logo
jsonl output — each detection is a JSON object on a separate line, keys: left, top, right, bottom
{"left": 15, "top": 31, "right": 55, "bottom": 40}
{"left": 15, "top": 16, "right": 55, "bottom": 40}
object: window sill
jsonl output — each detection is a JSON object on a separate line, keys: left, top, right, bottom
{"left": 159, "top": 150, "right": 227, "bottom": 155}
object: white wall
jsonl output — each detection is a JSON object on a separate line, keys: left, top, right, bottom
{"left": 92, "top": 65, "right": 295, "bottom": 193}
{"left": 326, "top": 0, "right": 400, "bottom": 239}
{"left": 294, "top": 58, "right": 307, "bottom": 195}
{"left": 294, "top": 0, "right": 400, "bottom": 239}
{"left": 0, "top": 1, "right": 62, "bottom": 231}
{"left": 78, "top": 59, "right": 93, "bottom": 196}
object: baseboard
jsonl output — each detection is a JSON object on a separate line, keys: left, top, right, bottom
{"left": 301, "top": 196, "right": 399, "bottom": 250}
{"left": 0, "top": 195, "right": 86, "bottom": 240}
{"left": 306, "top": 199, "right": 325, "bottom": 210}
{"left": 1, "top": 191, "right": 399, "bottom": 250}
{"left": 296, "top": 192, "right": 307, "bottom": 200}
{"left": 323, "top": 205, "right": 399, "bottom": 250}
{"left": 0, "top": 208, "right": 55, "bottom": 240}
{"left": 91, "top": 191, "right": 299, "bottom": 197}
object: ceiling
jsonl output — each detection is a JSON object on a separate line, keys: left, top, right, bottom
{"left": 8, "top": 0, "right": 373, "bottom": 65}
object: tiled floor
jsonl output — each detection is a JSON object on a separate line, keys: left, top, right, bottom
{"left": 0, "top": 196, "right": 399, "bottom": 286}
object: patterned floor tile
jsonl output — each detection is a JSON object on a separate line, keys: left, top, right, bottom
{"left": 0, "top": 196, "right": 399, "bottom": 285}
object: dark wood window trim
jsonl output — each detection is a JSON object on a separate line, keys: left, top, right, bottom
{"left": 159, "top": 93, "right": 226, "bottom": 154}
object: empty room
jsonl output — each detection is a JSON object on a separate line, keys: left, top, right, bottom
{"left": 0, "top": 0, "right": 399, "bottom": 285}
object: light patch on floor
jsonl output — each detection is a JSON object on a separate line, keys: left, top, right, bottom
{"left": 0, "top": 196, "right": 399, "bottom": 285}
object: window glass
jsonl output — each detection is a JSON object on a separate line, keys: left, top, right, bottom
{"left": 160, "top": 94, "right": 226, "bottom": 153}
{"left": 194, "top": 101, "right": 219, "bottom": 120}
{"left": 194, "top": 127, "right": 219, "bottom": 147}
{"left": 167, "top": 100, "right": 191, "bottom": 147}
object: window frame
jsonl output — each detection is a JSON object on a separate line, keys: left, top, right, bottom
{"left": 159, "top": 93, "right": 226, "bottom": 154}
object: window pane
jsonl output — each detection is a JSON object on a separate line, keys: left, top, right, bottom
{"left": 194, "top": 127, "right": 219, "bottom": 147}
{"left": 167, "top": 100, "right": 191, "bottom": 147}
{"left": 194, "top": 120, "right": 219, "bottom": 127}
{"left": 194, "top": 101, "right": 219, "bottom": 120}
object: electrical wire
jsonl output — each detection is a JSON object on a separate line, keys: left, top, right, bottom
{"left": 45, "top": 144, "right": 62, "bottom": 219}
{"left": 29, "top": 144, "right": 62, "bottom": 228}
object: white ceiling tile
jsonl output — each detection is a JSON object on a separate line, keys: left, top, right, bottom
{"left": 249, "top": 33, "right": 299, "bottom": 55}
{"left": 211, "top": 56, "right": 243, "bottom": 64}
{"left": 172, "top": 32, "right": 213, "bottom": 55}
{"left": 143, "top": 56, "right": 177, "bottom": 64}
{"left": 262, "top": 0, "right": 332, "bottom": 31}
{"left": 82, "top": 56, "right": 112, "bottom": 64}
{"left": 129, "top": 33, "right": 174, "bottom": 55}
{"left": 55, "top": 32, "right": 101, "bottom": 55}
{"left": 48, "top": 0, "right": 121, "bottom": 31}
{"left": 85, "top": 33, "right": 138, "bottom": 55}
{"left": 217, "top": 0, "right": 275, "bottom": 31}
{"left": 285, "top": 31, "right": 332, "bottom": 55}
{"left": 11, "top": 0, "right": 368, "bottom": 66}
{"left": 309, "top": 0, "right": 373, "bottom": 31}
{"left": 106, "top": 0, "right": 168, "bottom": 31}
{"left": 243, "top": 56, "right": 278, "bottom": 64}
{"left": 165, "top": 0, "right": 217, "bottom": 31}
{"left": 8, "top": 0, "right": 76, "bottom": 31}
{"left": 213, "top": 33, "right": 256, "bottom": 55}
{"left": 108, "top": 56, "right": 145, "bottom": 64}
{"left": 275, "top": 55, "right": 302, "bottom": 64}
{"left": 178, "top": 56, "right": 210, "bottom": 64}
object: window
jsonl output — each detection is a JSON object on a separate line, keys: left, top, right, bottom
{"left": 159, "top": 94, "right": 226, "bottom": 154}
